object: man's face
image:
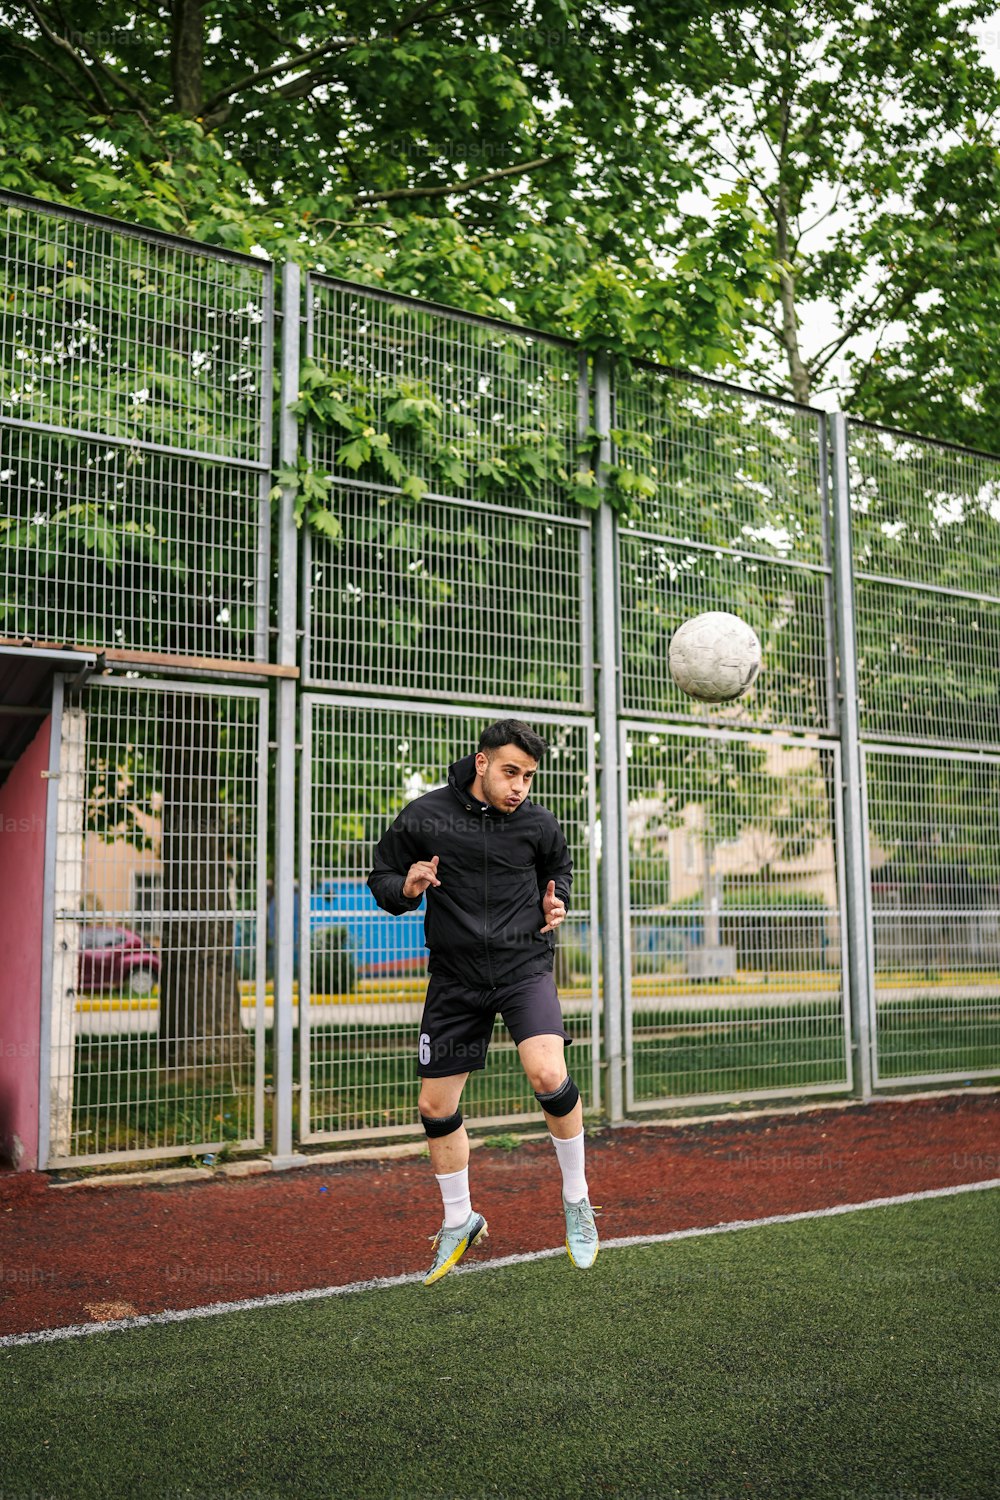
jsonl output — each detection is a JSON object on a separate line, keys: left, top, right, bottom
{"left": 475, "top": 744, "right": 538, "bottom": 813}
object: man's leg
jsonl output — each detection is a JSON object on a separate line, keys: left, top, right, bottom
{"left": 518, "top": 1034, "right": 598, "bottom": 1268}
{"left": 517, "top": 1034, "right": 583, "bottom": 1137}
{"left": 419, "top": 1072, "right": 470, "bottom": 1183}
{"left": 418, "top": 1072, "right": 488, "bottom": 1285}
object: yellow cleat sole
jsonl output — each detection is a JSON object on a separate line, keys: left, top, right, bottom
{"left": 423, "top": 1219, "right": 489, "bottom": 1286}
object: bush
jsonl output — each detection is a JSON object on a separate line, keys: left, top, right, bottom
{"left": 311, "top": 925, "right": 358, "bottom": 996}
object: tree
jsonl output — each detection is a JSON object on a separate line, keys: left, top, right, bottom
{"left": 80, "top": 685, "right": 258, "bottom": 1101}
{"left": 159, "top": 692, "right": 252, "bottom": 1073}
{"left": 0, "top": 0, "right": 775, "bottom": 370}
{"left": 651, "top": 0, "right": 1000, "bottom": 450}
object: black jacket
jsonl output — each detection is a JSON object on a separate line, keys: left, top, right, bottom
{"left": 367, "top": 752, "right": 573, "bottom": 989}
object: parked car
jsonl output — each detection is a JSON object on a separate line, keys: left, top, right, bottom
{"left": 78, "top": 926, "right": 160, "bottom": 996}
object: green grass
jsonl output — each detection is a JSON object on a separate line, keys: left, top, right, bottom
{"left": 630, "top": 997, "right": 1000, "bottom": 1100}
{"left": 71, "top": 1036, "right": 258, "bottom": 1154}
{"left": 305, "top": 1029, "right": 597, "bottom": 1132}
{"left": 874, "top": 1003, "right": 1000, "bottom": 1080}
{"left": 3, "top": 1191, "right": 999, "bottom": 1499}
{"left": 630, "top": 999, "right": 850, "bottom": 1099}
{"left": 69, "top": 1027, "right": 598, "bottom": 1146}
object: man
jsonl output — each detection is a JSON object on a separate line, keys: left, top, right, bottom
{"left": 367, "top": 718, "right": 599, "bottom": 1285}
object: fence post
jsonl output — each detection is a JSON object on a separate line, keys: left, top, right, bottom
{"left": 593, "top": 353, "right": 625, "bottom": 1123}
{"left": 830, "top": 412, "right": 874, "bottom": 1099}
{"left": 271, "top": 262, "right": 302, "bottom": 1163}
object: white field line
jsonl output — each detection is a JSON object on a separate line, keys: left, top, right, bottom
{"left": 2, "top": 1177, "right": 998, "bottom": 1352}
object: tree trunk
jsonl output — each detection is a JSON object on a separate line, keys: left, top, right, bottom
{"left": 159, "top": 693, "right": 251, "bottom": 1072}
{"left": 774, "top": 186, "right": 813, "bottom": 405}
{"left": 171, "top": 0, "right": 205, "bottom": 117}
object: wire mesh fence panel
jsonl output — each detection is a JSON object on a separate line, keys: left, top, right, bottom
{"left": 611, "top": 363, "right": 833, "bottom": 733}
{"left": 0, "top": 192, "right": 273, "bottom": 659}
{"left": 619, "top": 537, "right": 830, "bottom": 732}
{"left": 304, "top": 487, "right": 590, "bottom": 706}
{"left": 848, "top": 423, "right": 1000, "bottom": 748}
{"left": 44, "top": 678, "right": 268, "bottom": 1167}
{"left": 300, "top": 698, "right": 598, "bottom": 1142}
{"left": 1, "top": 427, "right": 265, "bottom": 657}
{"left": 306, "top": 277, "right": 580, "bottom": 514}
{"left": 302, "top": 277, "right": 592, "bottom": 705}
{"left": 621, "top": 724, "right": 849, "bottom": 1109}
{"left": 864, "top": 745, "right": 1000, "bottom": 1085}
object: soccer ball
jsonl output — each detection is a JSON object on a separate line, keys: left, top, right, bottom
{"left": 668, "top": 611, "right": 762, "bottom": 703}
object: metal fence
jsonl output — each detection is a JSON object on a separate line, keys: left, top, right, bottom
{"left": 1, "top": 194, "right": 274, "bottom": 661}
{"left": 302, "top": 276, "right": 591, "bottom": 709}
{"left": 847, "top": 421, "right": 1000, "bottom": 1089}
{"left": 299, "top": 698, "right": 599, "bottom": 1143}
{"left": 40, "top": 676, "right": 268, "bottom": 1168}
{"left": 2, "top": 192, "right": 274, "bottom": 1167}
{"left": 296, "top": 277, "right": 599, "bottom": 1143}
{"left": 619, "top": 724, "right": 849, "bottom": 1108}
{"left": 606, "top": 364, "right": 847, "bottom": 1109}
{"left": 612, "top": 363, "right": 834, "bottom": 734}
{"left": 2, "top": 191, "right": 998, "bottom": 1169}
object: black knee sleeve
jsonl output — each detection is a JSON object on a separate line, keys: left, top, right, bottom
{"left": 534, "top": 1075, "right": 579, "bottom": 1117}
{"left": 420, "top": 1110, "right": 464, "bottom": 1139}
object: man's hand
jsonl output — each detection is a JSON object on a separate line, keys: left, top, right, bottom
{"left": 402, "top": 855, "right": 441, "bottom": 899}
{"left": 540, "top": 879, "right": 567, "bottom": 934}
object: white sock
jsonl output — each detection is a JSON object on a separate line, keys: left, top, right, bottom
{"left": 550, "top": 1129, "right": 588, "bottom": 1203}
{"left": 435, "top": 1166, "right": 472, "bottom": 1228}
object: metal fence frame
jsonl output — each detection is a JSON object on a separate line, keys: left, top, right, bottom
{"left": 299, "top": 272, "right": 594, "bottom": 713}
{"left": 841, "top": 415, "right": 1000, "bottom": 1093}
{"left": 37, "top": 674, "right": 270, "bottom": 1170}
{"left": 607, "top": 357, "right": 839, "bottom": 738}
{"left": 3, "top": 192, "right": 998, "bottom": 1171}
{"left": 618, "top": 721, "right": 854, "bottom": 1113}
{"left": 861, "top": 739, "right": 1000, "bottom": 1092}
{"left": 297, "top": 694, "right": 601, "bottom": 1144}
{"left": 1, "top": 190, "right": 275, "bottom": 666}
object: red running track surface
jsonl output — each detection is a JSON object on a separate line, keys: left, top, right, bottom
{"left": 1, "top": 1094, "right": 997, "bottom": 1337}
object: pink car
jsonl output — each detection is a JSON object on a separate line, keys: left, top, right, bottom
{"left": 78, "top": 926, "right": 160, "bottom": 996}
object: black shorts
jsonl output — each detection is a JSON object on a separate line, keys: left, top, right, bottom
{"left": 417, "top": 971, "right": 572, "bottom": 1077}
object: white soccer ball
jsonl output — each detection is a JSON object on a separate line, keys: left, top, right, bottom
{"left": 668, "top": 611, "right": 762, "bottom": 703}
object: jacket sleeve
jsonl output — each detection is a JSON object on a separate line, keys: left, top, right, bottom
{"left": 537, "top": 815, "right": 573, "bottom": 911}
{"left": 367, "top": 812, "right": 425, "bottom": 916}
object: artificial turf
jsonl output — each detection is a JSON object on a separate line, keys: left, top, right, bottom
{"left": 3, "top": 1188, "right": 998, "bottom": 1499}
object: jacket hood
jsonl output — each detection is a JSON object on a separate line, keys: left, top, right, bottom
{"left": 447, "top": 753, "right": 478, "bottom": 804}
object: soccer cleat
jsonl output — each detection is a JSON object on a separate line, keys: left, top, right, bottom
{"left": 563, "top": 1195, "right": 599, "bottom": 1269}
{"left": 423, "top": 1211, "right": 489, "bottom": 1286}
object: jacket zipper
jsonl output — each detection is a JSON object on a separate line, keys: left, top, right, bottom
{"left": 482, "top": 811, "right": 495, "bottom": 989}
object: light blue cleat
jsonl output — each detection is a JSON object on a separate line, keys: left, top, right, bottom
{"left": 423, "top": 1211, "right": 488, "bottom": 1286}
{"left": 563, "top": 1196, "right": 599, "bottom": 1269}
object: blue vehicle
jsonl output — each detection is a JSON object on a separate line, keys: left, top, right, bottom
{"left": 234, "top": 879, "right": 429, "bottom": 980}
{"left": 309, "top": 878, "right": 426, "bottom": 976}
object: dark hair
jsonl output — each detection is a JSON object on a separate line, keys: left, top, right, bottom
{"left": 478, "top": 718, "right": 548, "bottom": 762}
